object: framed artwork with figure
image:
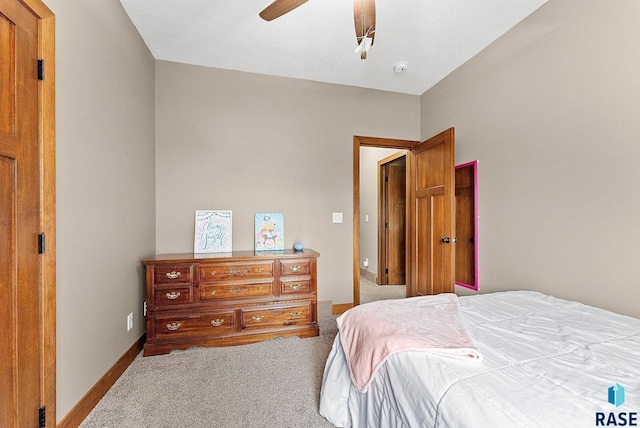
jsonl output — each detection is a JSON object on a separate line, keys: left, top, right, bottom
{"left": 194, "top": 210, "right": 232, "bottom": 253}
{"left": 254, "top": 212, "right": 284, "bottom": 251}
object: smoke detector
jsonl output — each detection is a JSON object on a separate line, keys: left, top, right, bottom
{"left": 394, "top": 63, "right": 408, "bottom": 73}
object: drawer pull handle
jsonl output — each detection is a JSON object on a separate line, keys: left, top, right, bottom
{"left": 210, "top": 290, "right": 216, "bottom": 296}
{"left": 252, "top": 315, "right": 264, "bottom": 323}
{"left": 290, "top": 311, "right": 302, "bottom": 318}
{"left": 289, "top": 265, "right": 301, "bottom": 273}
{"left": 290, "top": 283, "right": 302, "bottom": 291}
{"left": 231, "top": 267, "right": 248, "bottom": 276}
{"left": 166, "top": 322, "right": 181, "bottom": 331}
{"left": 211, "top": 319, "right": 224, "bottom": 327}
{"left": 166, "top": 271, "right": 181, "bottom": 279}
{"left": 166, "top": 291, "right": 181, "bottom": 300}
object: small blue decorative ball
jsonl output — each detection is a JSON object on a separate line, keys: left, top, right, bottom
{"left": 294, "top": 242, "right": 304, "bottom": 252}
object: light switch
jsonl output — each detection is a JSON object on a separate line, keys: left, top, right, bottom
{"left": 332, "top": 212, "right": 343, "bottom": 223}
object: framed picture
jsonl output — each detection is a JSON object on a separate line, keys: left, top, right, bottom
{"left": 194, "top": 210, "right": 232, "bottom": 253}
{"left": 254, "top": 212, "right": 284, "bottom": 251}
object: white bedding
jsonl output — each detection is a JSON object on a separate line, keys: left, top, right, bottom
{"left": 319, "top": 291, "right": 640, "bottom": 427}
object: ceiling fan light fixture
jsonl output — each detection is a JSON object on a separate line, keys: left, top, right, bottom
{"left": 259, "top": 0, "right": 377, "bottom": 59}
{"left": 356, "top": 36, "right": 373, "bottom": 59}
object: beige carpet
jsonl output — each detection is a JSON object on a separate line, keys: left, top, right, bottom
{"left": 359, "top": 276, "right": 406, "bottom": 304}
{"left": 80, "top": 317, "right": 338, "bottom": 428}
{"left": 80, "top": 280, "right": 405, "bottom": 427}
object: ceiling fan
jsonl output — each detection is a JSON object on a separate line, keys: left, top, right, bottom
{"left": 259, "top": 0, "right": 376, "bottom": 59}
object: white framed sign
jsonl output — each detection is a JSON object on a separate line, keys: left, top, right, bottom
{"left": 194, "top": 210, "right": 232, "bottom": 253}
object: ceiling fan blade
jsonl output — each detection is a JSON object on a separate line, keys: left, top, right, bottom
{"left": 259, "top": 0, "right": 309, "bottom": 21}
{"left": 354, "top": 0, "right": 376, "bottom": 47}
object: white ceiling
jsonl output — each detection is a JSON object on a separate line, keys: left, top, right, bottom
{"left": 119, "top": 0, "right": 547, "bottom": 95}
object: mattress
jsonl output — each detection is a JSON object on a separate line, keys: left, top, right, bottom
{"left": 319, "top": 291, "right": 640, "bottom": 427}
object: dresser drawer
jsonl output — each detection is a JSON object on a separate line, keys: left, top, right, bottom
{"left": 280, "top": 277, "right": 311, "bottom": 295}
{"left": 279, "top": 259, "right": 311, "bottom": 276}
{"left": 241, "top": 303, "right": 312, "bottom": 330}
{"left": 152, "top": 310, "right": 235, "bottom": 338}
{"left": 152, "top": 285, "right": 193, "bottom": 307}
{"left": 200, "top": 279, "right": 274, "bottom": 300}
{"left": 200, "top": 261, "right": 273, "bottom": 282}
{"left": 153, "top": 264, "right": 194, "bottom": 285}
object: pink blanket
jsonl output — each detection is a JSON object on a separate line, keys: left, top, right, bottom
{"left": 336, "top": 293, "right": 482, "bottom": 392}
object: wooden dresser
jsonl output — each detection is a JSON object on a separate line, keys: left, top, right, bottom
{"left": 141, "top": 250, "right": 320, "bottom": 356}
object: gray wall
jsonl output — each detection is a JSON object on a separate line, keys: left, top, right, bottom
{"left": 154, "top": 61, "right": 420, "bottom": 305}
{"left": 423, "top": 0, "right": 640, "bottom": 318}
{"left": 49, "top": 0, "right": 156, "bottom": 421}
{"left": 49, "top": 0, "right": 640, "bottom": 421}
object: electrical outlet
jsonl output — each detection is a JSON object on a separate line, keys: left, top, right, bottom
{"left": 127, "top": 312, "right": 134, "bottom": 331}
{"left": 143, "top": 300, "right": 147, "bottom": 317}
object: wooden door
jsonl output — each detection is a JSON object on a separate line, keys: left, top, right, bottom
{"left": 0, "top": 0, "right": 54, "bottom": 425}
{"left": 408, "top": 129, "right": 455, "bottom": 297}
{"left": 379, "top": 160, "right": 406, "bottom": 285}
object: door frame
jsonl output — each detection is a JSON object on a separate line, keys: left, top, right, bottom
{"left": 353, "top": 136, "right": 416, "bottom": 306}
{"left": 18, "top": 0, "right": 56, "bottom": 424}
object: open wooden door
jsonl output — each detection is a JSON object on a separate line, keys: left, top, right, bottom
{"left": 407, "top": 128, "right": 455, "bottom": 297}
{"left": 353, "top": 131, "right": 454, "bottom": 306}
{"left": 0, "top": 0, "right": 55, "bottom": 426}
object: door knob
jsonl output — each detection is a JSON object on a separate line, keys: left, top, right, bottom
{"left": 441, "top": 237, "right": 451, "bottom": 243}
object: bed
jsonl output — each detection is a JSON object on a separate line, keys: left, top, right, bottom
{"left": 319, "top": 291, "right": 640, "bottom": 427}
